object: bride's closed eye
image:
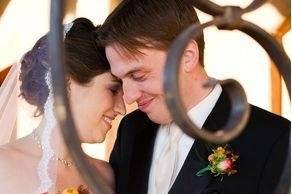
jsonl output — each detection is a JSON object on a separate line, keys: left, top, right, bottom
{"left": 108, "top": 83, "right": 121, "bottom": 96}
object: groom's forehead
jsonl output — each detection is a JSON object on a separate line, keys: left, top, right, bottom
{"left": 107, "top": 47, "right": 146, "bottom": 72}
{"left": 106, "top": 43, "right": 144, "bottom": 60}
{"left": 112, "top": 64, "right": 142, "bottom": 79}
{"left": 122, "top": 49, "right": 145, "bottom": 61}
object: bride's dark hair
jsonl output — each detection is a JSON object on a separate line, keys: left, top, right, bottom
{"left": 19, "top": 17, "right": 110, "bottom": 116}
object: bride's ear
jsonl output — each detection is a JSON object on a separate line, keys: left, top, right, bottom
{"left": 66, "top": 76, "right": 72, "bottom": 95}
{"left": 182, "top": 40, "right": 199, "bottom": 73}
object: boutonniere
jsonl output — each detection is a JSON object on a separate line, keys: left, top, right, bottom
{"left": 196, "top": 145, "right": 239, "bottom": 180}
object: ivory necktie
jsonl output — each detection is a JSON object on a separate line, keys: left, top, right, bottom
{"left": 154, "top": 124, "right": 184, "bottom": 194}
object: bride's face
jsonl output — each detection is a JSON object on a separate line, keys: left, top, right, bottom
{"left": 69, "top": 72, "right": 125, "bottom": 143}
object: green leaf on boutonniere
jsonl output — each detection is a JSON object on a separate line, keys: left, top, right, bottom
{"left": 196, "top": 165, "right": 211, "bottom": 176}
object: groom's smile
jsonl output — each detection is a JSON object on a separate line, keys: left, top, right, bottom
{"left": 137, "top": 96, "right": 155, "bottom": 112}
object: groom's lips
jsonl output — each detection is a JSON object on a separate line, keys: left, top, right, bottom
{"left": 137, "top": 98, "right": 154, "bottom": 112}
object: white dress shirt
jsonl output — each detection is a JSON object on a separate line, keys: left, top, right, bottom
{"left": 147, "top": 84, "right": 222, "bottom": 194}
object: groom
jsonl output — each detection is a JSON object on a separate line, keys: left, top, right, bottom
{"left": 99, "top": 0, "right": 290, "bottom": 194}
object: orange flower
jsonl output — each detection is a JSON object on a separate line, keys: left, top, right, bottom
{"left": 62, "top": 187, "right": 79, "bottom": 194}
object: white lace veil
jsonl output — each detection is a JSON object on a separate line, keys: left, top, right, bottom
{"left": 0, "top": 62, "right": 19, "bottom": 144}
{"left": 0, "top": 22, "right": 74, "bottom": 194}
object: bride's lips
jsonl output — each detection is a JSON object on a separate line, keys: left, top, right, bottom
{"left": 137, "top": 98, "right": 154, "bottom": 112}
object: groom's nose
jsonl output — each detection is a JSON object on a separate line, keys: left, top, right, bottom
{"left": 122, "top": 80, "right": 141, "bottom": 104}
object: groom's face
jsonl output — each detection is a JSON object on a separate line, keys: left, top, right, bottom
{"left": 106, "top": 45, "right": 172, "bottom": 124}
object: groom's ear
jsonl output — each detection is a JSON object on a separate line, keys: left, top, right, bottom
{"left": 182, "top": 40, "right": 199, "bottom": 73}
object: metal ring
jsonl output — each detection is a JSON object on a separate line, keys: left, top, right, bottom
{"left": 49, "top": 1, "right": 112, "bottom": 193}
{"left": 164, "top": 19, "right": 250, "bottom": 144}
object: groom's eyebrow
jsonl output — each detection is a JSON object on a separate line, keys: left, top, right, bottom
{"left": 110, "top": 73, "right": 122, "bottom": 84}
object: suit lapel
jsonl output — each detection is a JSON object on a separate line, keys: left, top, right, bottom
{"left": 168, "top": 141, "right": 213, "bottom": 194}
{"left": 127, "top": 117, "right": 159, "bottom": 194}
{"left": 169, "top": 90, "right": 231, "bottom": 194}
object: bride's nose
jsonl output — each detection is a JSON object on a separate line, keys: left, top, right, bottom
{"left": 113, "top": 96, "right": 126, "bottom": 115}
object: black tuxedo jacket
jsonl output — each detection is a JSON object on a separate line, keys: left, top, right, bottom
{"left": 110, "top": 91, "right": 290, "bottom": 194}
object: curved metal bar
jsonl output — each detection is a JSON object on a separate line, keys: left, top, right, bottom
{"left": 164, "top": 20, "right": 250, "bottom": 144}
{"left": 49, "top": 1, "right": 112, "bottom": 194}
{"left": 190, "top": 0, "right": 224, "bottom": 16}
{"left": 191, "top": 0, "right": 266, "bottom": 16}
{"left": 236, "top": 20, "right": 291, "bottom": 95}
{"left": 242, "top": 0, "right": 266, "bottom": 13}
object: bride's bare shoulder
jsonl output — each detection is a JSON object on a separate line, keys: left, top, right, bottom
{"left": 88, "top": 158, "right": 115, "bottom": 189}
{"left": 0, "top": 142, "right": 22, "bottom": 172}
{"left": 0, "top": 143, "right": 20, "bottom": 183}
{"left": 0, "top": 143, "right": 16, "bottom": 165}
{"left": 0, "top": 141, "right": 37, "bottom": 193}
{"left": 0, "top": 146, "right": 15, "bottom": 193}
{"left": 0, "top": 138, "right": 35, "bottom": 176}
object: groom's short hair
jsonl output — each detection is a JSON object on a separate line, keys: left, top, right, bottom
{"left": 99, "top": 0, "right": 205, "bottom": 66}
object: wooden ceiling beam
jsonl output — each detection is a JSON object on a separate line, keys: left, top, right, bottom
{"left": 0, "top": 0, "right": 11, "bottom": 17}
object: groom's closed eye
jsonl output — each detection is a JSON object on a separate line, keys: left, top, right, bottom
{"left": 130, "top": 72, "right": 147, "bottom": 81}
{"left": 123, "top": 68, "right": 145, "bottom": 81}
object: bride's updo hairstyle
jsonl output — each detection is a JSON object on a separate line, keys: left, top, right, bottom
{"left": 19, "top": 18, "right": 110, "bottom": 116}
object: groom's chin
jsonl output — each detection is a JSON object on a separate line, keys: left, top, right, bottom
{"left": 146, "top": 111, "right": 172, "bottom": 125}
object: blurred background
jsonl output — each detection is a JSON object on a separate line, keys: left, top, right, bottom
{"left": 0, "top": 0, "right": 290, "bottom": 161}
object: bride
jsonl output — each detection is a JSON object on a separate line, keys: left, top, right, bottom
{"left": 0, "top": 18, "right": 125, "bottom": 194}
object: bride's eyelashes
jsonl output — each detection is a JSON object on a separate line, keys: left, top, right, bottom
{"left": 108, "top": 83, "right": 121, "bottom": 96}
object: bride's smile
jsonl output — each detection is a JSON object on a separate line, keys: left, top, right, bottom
{"left": 102, "top": 115, "right": 115, "bottom": 128}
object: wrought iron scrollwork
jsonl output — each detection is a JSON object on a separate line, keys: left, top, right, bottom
{"left": 164, "top": 0, "right": 290, "bottom": 144}
{"left": 48, "top": 0, "right": 290, "bottom": 193}
{"left": 164, "top": 0, "right": 290, "bottom": 193}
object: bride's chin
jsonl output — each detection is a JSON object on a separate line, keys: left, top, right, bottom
{"left": 91, "top": 134, "right": 106, "bottom": 144}
{"left": 79, "top": 131, "right": 106, "bottom": 144}
{"left": 92, "top": 127, "right": 108, "bottom": 143}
